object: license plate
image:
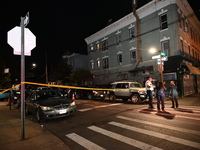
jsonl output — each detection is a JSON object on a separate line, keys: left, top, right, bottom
{"left": 140, "top": 95, "right": 145, "bottom": 97}
{"left": 59, "top": 109, "right": 67, "bottom": 114}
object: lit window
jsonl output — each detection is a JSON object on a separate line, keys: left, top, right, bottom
{"left": 160, "top": 13, "right": 168, "bottom": 30}
{"left": 90, "top": 45, "right": 94, "bottom": 52}
{"left": 97, "top": 60, "right": 100, "bottom": 67}
{"left": 96, "top": 43, "right": 100, "bottom": 50}
{"left": 90, "top": 60, "right": 94, "bottom": 69}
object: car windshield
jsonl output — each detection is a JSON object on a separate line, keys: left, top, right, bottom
{"left": 37, "top": 90, "right": 63, "bottom": 100}
{"left": 130, "top": 83, "right": 142, "bottom": 88}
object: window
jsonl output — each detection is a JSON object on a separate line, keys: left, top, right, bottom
{"left": 178, "top": 12, "right": 182, "bottom": 28}
{"left": 160, "top": 13, "right": 168, "bottom": 30}
{"left": 96, "top": 43, "right": 100, "bottom": 50}
{"left": 90, "top": 60, "right": 94, "bottom": 69}
{"left": 116, "top": 34, "right": 121, "bottom": 46}
{"left": 129, "top": 27, "right": 135, "bottom": 39}
{"left": 90, "top": 45, "right": 94, "bottom": 52}
{"left": 102, "top": 58, "right": 109, "bottom": 69}
{"left": 180, "top": 40, "right": 184, "bottom": 51}
{"left": 130, "top": 51, "right": 136, "bottom": 64}
{"left": 97, "top": 60, "right": 100, "bottom": 68}
{"left": 117, "top": 53, "right": 122, "bottom": 65}
{"left": 102, "top": 39, "right": 108, "bottom": 51}
{"left": 161, "top": 40, "right": 170, "bottom": 56}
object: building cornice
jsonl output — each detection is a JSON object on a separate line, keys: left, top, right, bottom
{"left": 85, "top": 0, "right": 178, "bottom": 44}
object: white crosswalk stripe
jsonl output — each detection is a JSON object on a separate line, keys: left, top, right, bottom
{"left": 108, "top": 121, "right": 200, "bottom": 149}
{"left": 116, "top": 115, "right": 200, "bottom": 136}
{"left": 88, "top": 125, "right": 163, "bottom": 150}
{"left": 66, "top": 104, "right": 200, "bottom": 149}
{"left": 66, "top": 133, "right": 105, "bottom": 150}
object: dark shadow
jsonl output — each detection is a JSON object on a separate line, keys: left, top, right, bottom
{"left": 155, "top": 110, "right": 175, "bottom": 119}
{"left": 175, "top": 108, "right": 194, "bottom": 113}
{"left": 139, "top": 109, "right": 157, "bottom": 114}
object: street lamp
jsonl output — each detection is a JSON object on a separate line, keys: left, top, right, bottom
{"left": 150, "top": 48, "right": 166, "bottom": 83}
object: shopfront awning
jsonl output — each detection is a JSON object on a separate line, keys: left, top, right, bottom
{"left": 186, "top": 64, "right": 200, "bottom": 75}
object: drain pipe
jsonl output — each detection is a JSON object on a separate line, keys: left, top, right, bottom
{"left": 132, "top": 0, "right": 141, "bottom": 69}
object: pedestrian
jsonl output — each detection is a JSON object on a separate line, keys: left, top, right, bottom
{"left": 156, "top": 82, "right": 167, "bottom": 112}
{"left": 169, "top": 81, "right": 179, "bottom": 108}
{"left": 145, "top": 77, "right": 155, "bottom": 109}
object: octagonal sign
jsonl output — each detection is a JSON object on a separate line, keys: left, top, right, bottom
{"left": 7, "top": 26, "right": 36, "bottom": 56}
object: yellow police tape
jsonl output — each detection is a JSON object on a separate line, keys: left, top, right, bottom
{"left": 0, "top": 81, "right": 146, "bottom": 94}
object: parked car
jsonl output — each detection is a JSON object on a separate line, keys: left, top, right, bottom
{"left": 25, "top": 89, "right": 76, "bottom": 121}
{"left": 0, "top": 89, "right": 12, "bottom": 101}
{"left": 108, "top": 81, "right": 147, "bottom": 103}
{"left": 70, "top": 86, "right": 106, "bottom": 100}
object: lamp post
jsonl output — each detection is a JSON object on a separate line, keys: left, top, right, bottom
{"left": 150, "top": 48, "right": 166, "bottom": 83}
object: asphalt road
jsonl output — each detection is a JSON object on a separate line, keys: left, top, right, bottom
{"left": 26, "top": 98, "right": 200, "bottom": 150}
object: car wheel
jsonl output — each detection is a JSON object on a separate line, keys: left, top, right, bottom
{"left": 130, "top": 94, "right": 141, "bottom": 104}
{"left": 122, "top": 98, "right": 128, "bottom": 102}
{"left": 88, "top": 94, "right": 93, "bottom": 100}
{"left": 109, "top": 94, "right": 116, "bottom": 102}
{"left": 36, "top": 110, "right": 41, "bottom": 122}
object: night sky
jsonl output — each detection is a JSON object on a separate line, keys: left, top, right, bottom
{"left": 0, "top": 0, "right": 199, "bottom": 78}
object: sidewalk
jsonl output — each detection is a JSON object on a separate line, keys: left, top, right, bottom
{"left": 0, "top": 93, "right": 199, "bottom": 150}
{"left": 0, "top": 101, "right": 71, "bottom": 150}
{"left": 164, "top": 93, "right": 200, "bottom": 106}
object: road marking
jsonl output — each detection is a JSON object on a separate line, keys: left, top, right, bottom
{"left": 116, "top": 115, "right": 200, "bottom": 136}
{"left": 66, "top": 133, "right": 105, "bottom": 150}
{"left": 78, "top": 103, "right": 122, "bottom": 112}
{"left": 109, "top": 121, "right": 200, "bottom": 149}
{"left": 88, "top": 125, "right": 163, "bottom": 150}
{"left": 138, "top": 109, "right": 200, "bottom": 121}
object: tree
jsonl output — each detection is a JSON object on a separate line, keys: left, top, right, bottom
{"left": 54, "top": 58, "right": 72, "bottom": 84}
{"left": 68, "top": 68, "right": 93, "bottom": 86}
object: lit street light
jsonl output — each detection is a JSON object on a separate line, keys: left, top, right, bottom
{"left": 150, "top": 48, "right": 166, "bottom": 83}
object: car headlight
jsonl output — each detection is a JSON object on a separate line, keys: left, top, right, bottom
{"left": 70, "top": 101, "right": 76, "bottom": 107}
{"left": 40, "top": 106, "right": 53, "bottom": 111}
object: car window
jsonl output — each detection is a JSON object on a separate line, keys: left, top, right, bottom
{"left": 116, "top": 84, "right": 122, "bottom": 88}
{"left": 130, "top": 83, "right": 142, "bottom": 88}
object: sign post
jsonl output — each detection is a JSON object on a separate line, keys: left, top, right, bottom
{"left": 8, "top": 12, "right": 36, "bottom": 140}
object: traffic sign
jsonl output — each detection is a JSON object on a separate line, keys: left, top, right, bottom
{"left": 7, "top": 26, "right": 36, "bottom": 56}
{"left": 152, "top": 55, "right": 160, "bottom": 59}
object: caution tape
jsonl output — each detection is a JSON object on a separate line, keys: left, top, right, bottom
{"left": 0, "top": 81, "right": 146, "bottom": 94}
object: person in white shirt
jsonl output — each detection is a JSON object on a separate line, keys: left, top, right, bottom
{"left": 145, "top": 77, "right": 155, "bottom": 109}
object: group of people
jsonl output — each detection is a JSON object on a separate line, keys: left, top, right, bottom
{"left": 145, "top": 77, "right": 179, "bottom": 112}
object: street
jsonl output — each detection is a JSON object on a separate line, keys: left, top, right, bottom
{"left": 26, "top": 98, "right": 200, "bottom": 150}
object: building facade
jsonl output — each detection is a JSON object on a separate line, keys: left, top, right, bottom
{"left": 85, "top": 0, "right": 200, "bottom": 96}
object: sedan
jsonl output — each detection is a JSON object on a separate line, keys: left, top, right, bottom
{"left": 25, "top": 90, "right": 76, "bottom": 121}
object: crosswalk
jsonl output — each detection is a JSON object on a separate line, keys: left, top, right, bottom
{"left": 65, "top": 104, "right": 200, "bottom": 150}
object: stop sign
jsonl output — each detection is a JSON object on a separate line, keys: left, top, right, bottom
{"left": 7, "top": 26, "right": 36, "bottom": 56}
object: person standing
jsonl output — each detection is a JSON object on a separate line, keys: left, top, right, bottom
{"left": 156, "top": 82, "right": 167, "bottom": 111}
{"left": 169, "top": 81, "right": 179, "bottom": 108}
{"left": 145, "top": 77, "right": 155, "bottom": 109}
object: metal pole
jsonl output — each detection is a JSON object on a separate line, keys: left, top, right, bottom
{"left": 20, "top": 17, "right": 25, "bottom": 140}
{"left": 45, "top": 50, "right": 48, "bottom": 84}
{"left": 160, "top": 55, "right": 164, "bottom": 83}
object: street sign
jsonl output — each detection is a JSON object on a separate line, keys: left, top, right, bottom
{"left": 7, "top": 26, "right": 36, "bottom": 56}
{"left": 160, "top": 52, "right": 166, "bottom": 56}
{"left": 152, "top": 55, "right": 160, "bottom": 59}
